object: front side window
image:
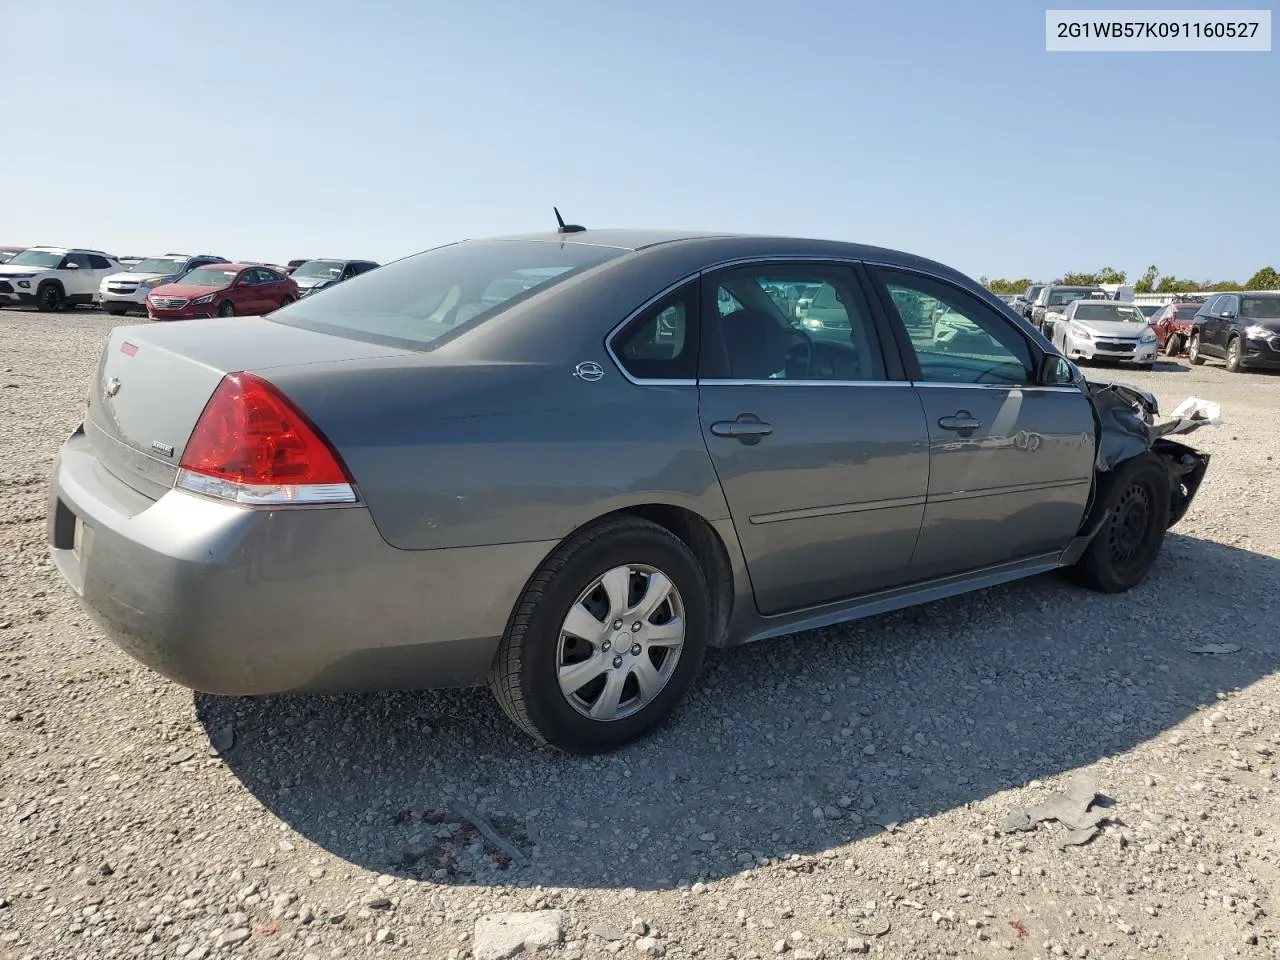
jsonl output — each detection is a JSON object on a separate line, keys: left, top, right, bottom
{"left": 610, "top": 284, "right": 698, "bottom": 381}
{"left": 270, "top": 240, "right": 623, "bottom": 350}
{"left": 63, "top": 253, "right": 93, "bottom": 270}
{"left": 88, "top": 255, "right": 112, "bottom": 270}
{"left": 1217, "top": 295, "right": 1240, "bottom": 316}
{"left": 706, "top": 265, "right": 886, "bottom": 382}
{"left": 874, "top": 269, "right": 1033, "bottom": 386}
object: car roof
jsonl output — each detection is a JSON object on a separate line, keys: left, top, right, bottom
{"left": 466, "top": 229, "right": 974, "bottom": 280}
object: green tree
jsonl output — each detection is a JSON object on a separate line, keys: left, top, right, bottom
{"left": 1096, "top": 266, "right": 1127, "bottom": 284}
{"left": 1245, "top": 266, "right": 1280, "bottom": 290}
{"left": 981, "top": 277, "right": 1032, "bottom": 296}
{"left": 1061, "top": 267, "right": 1127, "bottom": 286}
{"left": 1134, "top": 265, "right": 1159, "bottom": 294}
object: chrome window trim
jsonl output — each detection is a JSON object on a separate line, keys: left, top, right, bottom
{"left": 698, "top": 379, "right": 910, "bottom": 388}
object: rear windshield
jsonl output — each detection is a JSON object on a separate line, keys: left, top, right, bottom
{"left": 1047, "top": 287, "right": 1099, "bottom": 306}
{"left": 269, "top": 240, "right": 624, "bottom": 349}
{"left": 1241, "top": 296, "right": 1280, "bottom": 319}
{"left": 1175, "top": 305, "right": 1200, "bottom": 319}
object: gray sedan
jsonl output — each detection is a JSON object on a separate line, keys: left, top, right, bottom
{"left": 46, "top": 229, "right": 1212, "bottom": 753}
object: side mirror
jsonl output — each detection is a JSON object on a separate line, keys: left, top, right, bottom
{"left": 1038, "top": 353, "right": 1077, "bottom": 386}
{"left": 1222, "top": 310, "right": 1237, "bottom": 320}
{"left": 65, "top": 262, "right": 80, "bottom": 269}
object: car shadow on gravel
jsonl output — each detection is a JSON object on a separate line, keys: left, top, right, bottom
{"left": 195, "top": 532, "right": 1280, "bottom": 891}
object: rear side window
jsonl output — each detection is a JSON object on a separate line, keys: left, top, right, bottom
{"left": 270, "top": 240, "right": 623, "bottom": 350}
{"left": 610, "top": 283, "right": 698, "bottom": 381}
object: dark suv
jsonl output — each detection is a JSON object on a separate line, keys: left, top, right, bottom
{"left": 1188, "top": 292, "right": 1280, "bottom": 372}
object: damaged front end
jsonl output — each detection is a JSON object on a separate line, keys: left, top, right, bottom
{"left": 1081, "top": 380, "right": 1213, "bottom": 532}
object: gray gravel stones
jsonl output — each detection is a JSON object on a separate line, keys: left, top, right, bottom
{"left": 0, "top": 309, "right": 1278, "bottom": 958}
{"left": 473, "top": 909, "right": 564, "bottom": 959}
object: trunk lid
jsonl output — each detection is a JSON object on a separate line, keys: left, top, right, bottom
{"left": 86, "top": 317, "right": 409, "bottom": 499}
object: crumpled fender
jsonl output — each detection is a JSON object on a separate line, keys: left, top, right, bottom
{"left": 1081, "top": 380, "right": 1213, "bottom": 531}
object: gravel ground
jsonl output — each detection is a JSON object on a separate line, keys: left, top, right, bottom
{"left": 1, "top": 307, "right": 1278, "bottom": 960}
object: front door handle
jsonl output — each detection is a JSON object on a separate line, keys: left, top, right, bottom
{"left": 938, "top": 412, "right": 983, "bottom": 433}
{"left": 710, "top": 414, "right": 774, "bottom": 444}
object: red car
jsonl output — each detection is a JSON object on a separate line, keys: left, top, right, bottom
{"left": 146, "top": 263, "right": 299, "bottom": 321}
{"left": 1150, "top": 301, "right": 1205, "bottom": 356}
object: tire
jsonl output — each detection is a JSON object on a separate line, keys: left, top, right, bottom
{"left": 1225, "top": 336, "right": 1243, "bottom": 373}
{"left": 1071, "top": 453, "right": 1171, "bottom": 593}
{"left": 1163, "top": 334, "right": 1182, "bottom": 357}
{"left": 1187, "top": 332, "right": 1205, "bottom": 365}
{"left": 217, "top": 301, "right": 235, "bottom": 317}
{"left": 36, "top": 282, "right": 63, "bottom": 313}
{"left": 489, "top": 516, "right": 710, "bottom": 753}
{"left": 279, "top": 296, "right": 294, "bottom": 307}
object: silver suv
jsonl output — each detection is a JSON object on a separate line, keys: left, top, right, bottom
{"left": 98, "top": 254, "right": 228, "bottom": 315}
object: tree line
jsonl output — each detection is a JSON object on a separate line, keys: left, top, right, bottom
{"left": 979, "top": 266, "right": 1280, "bottom": 296}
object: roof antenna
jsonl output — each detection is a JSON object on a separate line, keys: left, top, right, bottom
{"left": 554, "top": 206, "right": 586, "bottom": 234}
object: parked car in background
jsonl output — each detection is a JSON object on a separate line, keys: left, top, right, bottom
{"left": 291, "top": 258, "right": 380, "bottom": 297}
{"left": 1011, "top": 283, "right": 1047, "bottom": 322}
{"left": 0, "top": 246, "right": 25, "bottom": 264}
{"left": 284, "top": 259, "right": 310, "bottom": 275}
{"left": 1032, "top": 284, "right": 1107, "bottom": 332}
{"left": 1150, "top": 301, "right": 1203, "bottom": 356}
{"left": 1137, "top": 305, "right": 1161, "bottom": 319}
{"left": 0, "top": 247, "right": 121, "bottom": 311}
{"left": 1049, "top": 300, "right": 1158, "bottom": 369}
{"left": 1188, "top": 292, "right": 1280, "bottom": 372}
{"left": 46, "top": 228, "right": 1212, "bottom": 752}
{"left": 146, "top": 263, "right": 299, "bottom": 321}
{"left": 98, "top": 254, "right": 229, "bottom": 316}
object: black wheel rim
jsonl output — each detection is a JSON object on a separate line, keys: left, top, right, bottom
{"left": 1109, "top": 480, "right": 1154, "bottom": 566}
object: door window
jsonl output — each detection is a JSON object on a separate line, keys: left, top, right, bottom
{"left": 87, "top": 254, "right": 112, "bottom": 270}
{"left": 705, "top": 265, "right": 887, "bottom": 382}
{"left": 609, "top": 283, "right": 698, "bottom": 381}
{"left": 61, "top": 253, "right": 92, "bottom": 270}
{"left": 873, "top": 269, "right": 1034, "bottom": 385}
{"left": 1217, "top": 294, "right": 1239, "bottom": 317}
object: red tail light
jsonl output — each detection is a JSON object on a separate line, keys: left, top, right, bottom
{"left": 176, "top": 372, "right": 356, "bottom": 505}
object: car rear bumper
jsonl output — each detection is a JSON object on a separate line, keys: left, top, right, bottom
{"left": 48, "top": 426, "right": 555, "bottom": 695}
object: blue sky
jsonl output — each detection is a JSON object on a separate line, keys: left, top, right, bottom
{"left": 5, "top": 0, "right": 1276, "bottom": 282}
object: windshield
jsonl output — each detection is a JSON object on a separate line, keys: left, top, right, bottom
{"left": 1047, "top": 287, "right": 1098, "bottom": 306}
{"left": 6, "top": 250, "right": 63, "bottom": 269}
{"left": 1026, "top": 285, "right": 1044, "bottom": 299}
{"left": 130, "top": 257, "right": 187, "bottom": 275}
{"left": 0, "top": 250, "right": 18, "bottom": 263}
{"left": 179, "top": 267, "right": 239, "bottom": 287}
{"left": 1241, "top": 296, "right": 1280, "bottom": 319}
{"left": 293, "top": 260, "right": 345, "bottom": 279}
{"left": 270, "top": 240, "right": 624, "bottom": 349}
{"left": 1074, "top": 303, "right": 1148, "bottom": 323}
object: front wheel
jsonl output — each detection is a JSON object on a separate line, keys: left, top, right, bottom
{"left": 1187, "top": 332, "right": 1205, "bottom": 365}
{"left": 217, "top": 301, "right": 235, "bottom": 317}
{"left": 489, "top": 517, "right": 710, "bottom": 753}
{"left": 1163, "top": 333, "right": 1182, "bottom": 357}
{"left": 36, "top": 282, "right": 63, "bottom": 313}
{"left": 1225, "top": 336, "right": 1243, "bottom": 373}
{"left": 1071, "top": 453, "right": 1171, "bottom": 593}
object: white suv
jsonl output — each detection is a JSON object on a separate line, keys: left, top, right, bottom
{"left": 97, "top": 254, "right": 229, "bottom": 316}
{"left": 0, "top": 247, "right": 121, "bottom": 312}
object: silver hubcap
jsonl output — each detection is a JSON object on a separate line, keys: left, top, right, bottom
{"left": 556, "top": 564, "right": 686, "bottom": 722}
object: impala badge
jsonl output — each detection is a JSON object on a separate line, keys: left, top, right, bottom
{"left": 573, "top": 361, "right": 604, "bottom": 382}
{"left": 151, "top": 440, "right": 175, "bottom": 457}
{"left": 104, "top": 376, "right": 122, "bottom": 398}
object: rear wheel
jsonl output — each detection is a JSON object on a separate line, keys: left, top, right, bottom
{"left": 1163, "top": 333, "right": 1182, "bottom": 357}
{"left": 1225, "top": 336, "right": 1243, "bottom": 373}
{"left": 489, "top": 516, "right": 709, "bottom": 753}
{"left": 36, "top": 282, "right": 63, "bottom": 313}
{"left": 218, "top": 301, "right": 235, "bottom": 317}
{"left": 1071, "top": 453, "right": 1171, "bottom": 593}
{"left": 1187, "top": 332, "right": 1205, "bottom": 365}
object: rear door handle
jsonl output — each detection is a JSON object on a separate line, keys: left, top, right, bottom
{"left": 938, "top": 413, "right": 983, "bottom": 432}
{"left": 710, "top": 415, "right": 774, "bottom": 443}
